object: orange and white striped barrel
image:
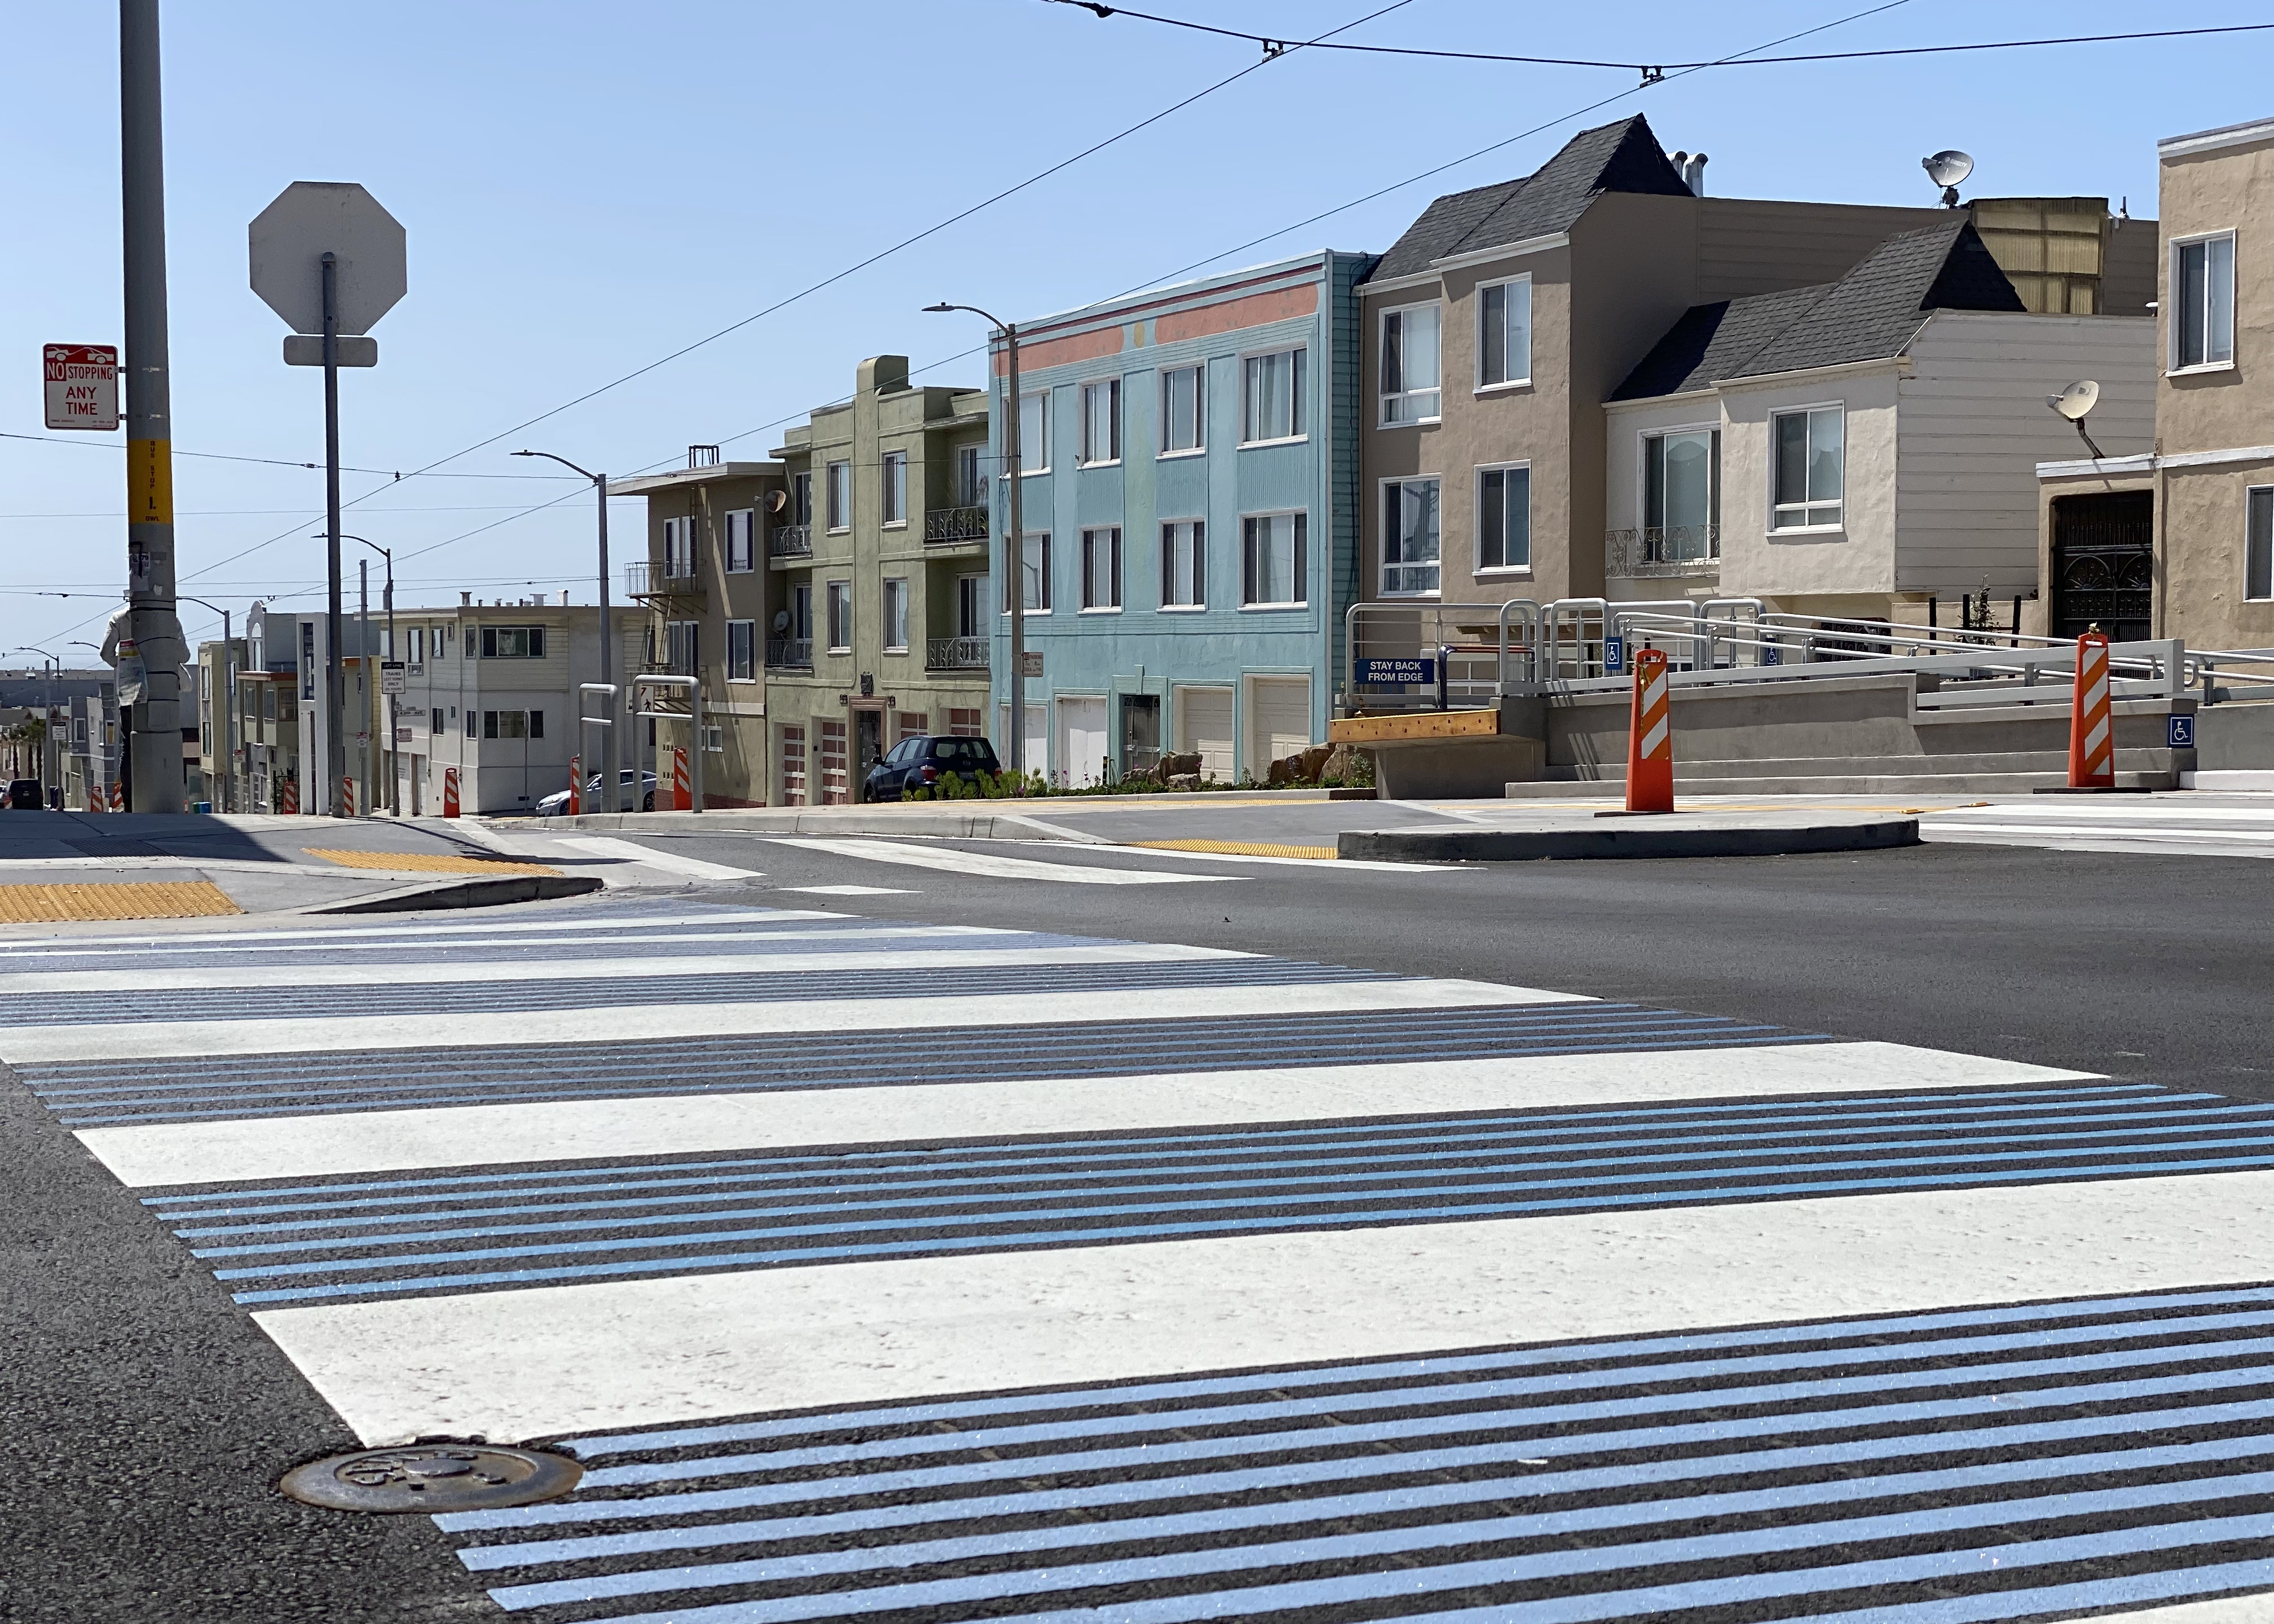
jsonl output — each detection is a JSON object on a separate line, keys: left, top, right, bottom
{"left": 566, "top": 754, "right": 581, "bottom": 817}
{"left": 671, "top": 747, "right": 692, "bottom": 811}
{"left": 2068, "top": 632, "right": 2114, "bottom": 789}
{"left": 280, "top": 778, "right": 298, "bottom": 815}
{"left": 107, "top": 780, "right": 123, "bottom": 812}
{"left": 341, "top": 776, "right": 355, "bottom": 817}
{"left": 1626, "top": 647, "right": 1674, "bottom": 814}
{"left": 442, "top": 766, "right": 460, "bottom": 819}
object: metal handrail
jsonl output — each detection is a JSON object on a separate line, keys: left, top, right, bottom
{"left": 927, "top": 635, "right": 988, "bottom": 670}
{"left": 768, "top": 524, "right": 812, "bottom": 559}
{"left": 924, "top": 506, "right": 989, "bottom": 544}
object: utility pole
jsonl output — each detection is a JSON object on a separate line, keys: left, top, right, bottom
{"left": 358, "top": 555, "right": 373, "bottom": 814}
{"left": 324, "top": 252, "right": 346, "bottom": 816}
{"left": 923, "top": 304, "right": 1024, "bottom": 778}
{"left": 512, "top": 451, "right": 616, "bottom": 811}
{"left": 175, "top": 598, "right": 233, "bottom": 811}
{"left": 120, "top": 0, "right": 187, "bottom": 812}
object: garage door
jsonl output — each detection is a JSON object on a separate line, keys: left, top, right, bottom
{"left": 1248, "top": 676, "right": 1312, "bottom": 776}
{"left": 1176, "top": 686, "right": 1234, "bottom": 783}
{"left": 1057, "top": 696, "right": 1108, "bottom": 788}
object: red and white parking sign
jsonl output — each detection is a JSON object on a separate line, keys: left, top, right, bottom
{"left": 43, "top": 343, "right": 118, "bottom": 431}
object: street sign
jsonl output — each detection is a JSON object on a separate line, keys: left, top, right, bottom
{"left": 1020, "top": 651, "right": 1043, "bottom": 678}
{"left": 1603, "top": 634, "right": 1625, "bottom": 674}
{"left": 283, "top": 334, "right": 377, "bottom": 368}
{"left": 249, "top": 182, "right": 407, "bottom": 337}
{"left": 1356, "top": 657, "right": 1437, "bottom": 686}
{"left": 42, "top": 344, "right": 118, "bottom": 430}
{"left": 380, "top": 660, "right": 406, "bottom": 695}
{"left": 2169, "top": 712, "right": 2197, "bottom": 749}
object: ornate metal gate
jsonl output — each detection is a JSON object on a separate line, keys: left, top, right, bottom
{"left": 2051, "top": 491, "right": 2153, "bottom": 642}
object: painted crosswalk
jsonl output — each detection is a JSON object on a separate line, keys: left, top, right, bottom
{"left": 15, "top": 893, "right": 2274, "bottom": 1623}
{"left": 1924, "top": 796, "right": 2274, "bottom": 858}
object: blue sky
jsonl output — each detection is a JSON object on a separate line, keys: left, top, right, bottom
{"left": 1, "top": 0, "right": 2268, "bottom": 657}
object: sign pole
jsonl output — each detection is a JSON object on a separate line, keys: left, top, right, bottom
{"left": 323, "top": 251, "right": 346, "bottom": 818}
{"left": 119, "top": 0, "right": 186, "bottom": 813}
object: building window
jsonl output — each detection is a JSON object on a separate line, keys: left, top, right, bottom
{"left": 826, "top": 459, "right": 851, "bottom": 531}
{"left": 430, "top": 707, "right": 443, "bottom": 736}
{"left": 955, "top": 443, "right": 986, "bottom": 507}
{"left": 1477, "top": 464, "right": 1531, "bottom": 571}
{"left": 791, "top": 470, "right": 813, "bottom": 527}
{"left": 1161, "top": 519, "right": 1204, "bottom": 608}
{"left": 662, "top": 516, "right": 695, "bottom": 578}
{"left": 727, "top": 619, "right": 756, "bottom": 681}
{"left": 478, "top": 625, "right": 545, "bottom": 658}
{"left": 881, "top": 451, "right": 907, "bottom": 526}
{"left": 1241, "top": 348, "right": 1306, "bottom": 444}
{"left": 481, "top": 709, "right": 543, "bottom": 740}
{"left": 1020, "top": 532, "right": 1052, "bottom": 612}
{"left": 1082, "top": 527, "right": 1122, "bottom": 610}
{"left": 429, "top": 622, "right": 448, "bottom": 660}
{"left": 1382, "top": 477, "right": 1442, "bottom": 594}
{"left": 883, "top": 577, "right": 910, "bottom": 651}
{"left": 1080, "top": 379, "right": 1121, "bottom": 466}
{"left": 1019, "top": 390, "right": 1049, "bottom": 474}
{"left": 664, "top": 620, "right": 698, "bottom": 674}
{"left": 826, "top": 580, "right": 852, "bottom": 652}
{"left": 2175, "top": 232, "right": 2238, "bottom": 370}
{"left": 1380, "top": 303, "right": 1442, "bottom": 424}
{"left": 722, "top": 509, "right": 755, "bottom": 573}
{"left": 1241, "top": 511, "right": 1307, "bottom": 607}
{"left": 407, "top": 625, "right": 425, "bottom": 665}
{"left": 957, "top": 573, "right": 988, "bottom": 638}
{"left": 1643, "top": 430, "right": 1720, "bottom": 563}
{"left": 1160, "top": 365, "right": 1204, "bottom": 454}
{"left": 790, "top": 582, "right": 812, "bottom": 641}
{"left": 2250, "top": 487, "right": 2274, "bottom": 601}
{"left": 1478, "top": 276, "right": 1532, "bottom": 389}
{"left": 466, "top": 709, "right": 477, "bottom": 738}
{"left": 1771, "top": 407, "right": 1844, "bottom": 531}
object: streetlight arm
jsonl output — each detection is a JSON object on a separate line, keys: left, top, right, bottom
{"left": 514, "top": 448, "right": 601, "bottom": 486}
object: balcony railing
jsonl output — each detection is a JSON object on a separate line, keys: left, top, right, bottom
{"left": 625, "top": 559, "right": 701, "bottom": 597}
{"left": 1606, "top": 524, "right": 1720, "bottom": 579}
{"left": 769, "top": 524, "right": 812, "bottom": 559}
{"left": 927, "top": 636, "right": 989, "bottom": 670}
{"left": 766, "top": 637, "right": 813, "bottom": 669}
{"left": 924, "top": 505, "right": 989, "bottom": 545}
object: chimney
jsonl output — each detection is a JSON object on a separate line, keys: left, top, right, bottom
{"left": 559, "top": 590, "right": 571, "bottom": 607}
{"left": 460, "top": 590, "right": 471, "bottom": 606}
{"left": 1684, "top": 153, "right": 1708, "bottom": 196}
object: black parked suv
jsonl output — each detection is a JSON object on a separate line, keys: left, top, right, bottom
{"left": 862, "top": 735, "right": 1002, "bottom": 802}
{"left": 6, "top": 779, "right": 41, "bottom": 810}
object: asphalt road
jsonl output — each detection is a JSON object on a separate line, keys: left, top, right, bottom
{"left": 5, "top": 836, "right": 2273, "bottom": 1622}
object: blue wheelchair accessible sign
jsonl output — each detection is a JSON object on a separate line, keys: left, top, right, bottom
{"left": 2169, "top": 712, "right": 2197, "bottom": 749}
{"left": 1603, "top": 635, "right": 1625, "bottom": 674}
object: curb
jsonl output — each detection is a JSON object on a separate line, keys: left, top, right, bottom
{"left": 311, "top": 873, "right": 606, "bottom": 914}
{"left": 534, "top": 810, "right": 1105, "bottom": 843}
{"left": 1339, "top": 817, "right": 1922, "bottom": 863}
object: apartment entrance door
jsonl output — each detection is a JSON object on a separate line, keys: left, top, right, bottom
{"left": 2051, "top": 491, "right": 2153, "bottom": 642}
{"left": 854, "top": 708, "right": 884, "bottom": 784}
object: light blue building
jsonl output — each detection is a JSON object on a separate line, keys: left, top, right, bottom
{"left": 989, "top": 250, "right": 1374, "bottom": 785}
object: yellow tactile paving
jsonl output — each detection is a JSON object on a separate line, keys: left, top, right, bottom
{"left": 305, "top": 848, "right": 562, "bottom": 877}
{"left": 0, "top": 882, "right": 241, "bottom": 922}
{"left": 1131, "top": 839, "right": 1340, "bottom": 860}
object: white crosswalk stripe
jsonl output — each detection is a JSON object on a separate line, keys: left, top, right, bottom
{"left": 15, "top": 893, "right": 2274, "bottom": 1623}
{"left": 1924, "top": 798, "right": 2274, "bottom": 857}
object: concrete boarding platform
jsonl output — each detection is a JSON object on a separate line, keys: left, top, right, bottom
{"left": 1341, "top": 808, "right": 1922, "bottom": 863}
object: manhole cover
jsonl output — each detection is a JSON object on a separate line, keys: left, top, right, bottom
{"left": 280, "top": 1443, "right": 581, "bottom": 1513}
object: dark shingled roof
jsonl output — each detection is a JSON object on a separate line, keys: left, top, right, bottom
{"left": 1610, "top": 216, "right": 2027, "bottom": 400}
{"left": 1366, "top": 116, "right": 1692, "bottom": 283}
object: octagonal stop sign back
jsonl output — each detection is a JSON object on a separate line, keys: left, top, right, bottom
{"left": 249, "top": 182, "right": 406, "bottom": 337}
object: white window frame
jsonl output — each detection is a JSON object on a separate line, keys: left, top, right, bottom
{"left": 825, "top": 460, "right": 851, "bottom": 532}
{"left": 2249, "top": 487, "right": 2274, "bottom": 602}
{"left": 880, "top": 451, "right": 908, "bottom": 527}
{"left": 2172, "top": 228, "right": 2238, "bottom": 374}
{"left": 1239, "top": 346, "right": 1308, "bottom": 446}
{"left": 1640, "top": 423, "right": 1722, "bottom": 564}
{"left": 882, "top": 577, "right": 910, "bottom": 651}
{"left": 1475, "top": 275, "right": 1533, "bottom": 393}
{"left": 791, "top": 470, "right": 813, "bottom": 527}
{"left": 1019, "top": 390, "right": 1050, "bottom": 475}
{"left": 1080, "top": 526, "right": 1122, "bottom": 612}
{"left": 957, "top": 572, "right": 988, "bottom": 638}
{"left": 1240, "top": 510, "right": 1308, "bottom": 609}
{"left": 1769, "top": 404, "right": 1846, "bottom": 533}
{"left": 954, "top": 443, "right": 986, "bottom": 508}
{"left": 825, "top": 580, "right": 853, "bottom": 653}
{"left": 1378, "top": 301, "right": 1443, "bottom": 426}
{"left": 1160, "top": 518, "right": 1205, "bottom": 611}
{"left": 662, "top": 515, "right": 695, "bottom": 578}
{"left": 1014, "top": 531, "right": 1052, "bottom": 615}
{"left": 1380, "top": 475, "right": 1443, "bottom": 597}
{"left": 1158, "top": 364, "right": 1205, "bottom": 458}
{"left": 724, "top": 509, "right": 756, "bottom": 573}
{"left": 1079, "top": 378, "right": 1121, "bottom": 467}
{"left": 726, "top": 619, "right": 757, "bottom": 681}
{"left": 1474, "top": 460, "right": 1532, "bottom": 575}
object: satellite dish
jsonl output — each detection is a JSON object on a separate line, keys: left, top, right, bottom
{"left": 766, "top": 487, "right": 788, "bottom": 514}
{"left": 2047, "top": 379, "right": 2100, "bottom": 422}
{"left": 2046, "top": 379, "right": 2106, "bottom": 460}
{"left": 1922, "top": 149, "right": 1973, "bottom": 208}
{"left": 771, "top": 610, "right": 791, "bottom": 634}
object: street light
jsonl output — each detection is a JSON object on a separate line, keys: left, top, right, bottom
{"left": 925, "top": 302, "right": 1027, "bottom": 783}
{"left": 8, "top": 646, "right": 60, "bottom": 807}
{"left": 343, "top": 537, "right": 396, "bottom": 814}
{"left": 176, "top": 595, "right": 238, "bottom": 813}
{"left": 512, "top": 449, "right": 618, "bottom": 813}
{"left": 68, "top": 642, "right": 109, "bottom": 808}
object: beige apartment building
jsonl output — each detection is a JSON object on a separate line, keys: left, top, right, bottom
{"left": 1358, "top": 114, "right": 2157, "bottom": 631}
{"left": 618, "top": 356, "right": 991, "bottom": 806}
